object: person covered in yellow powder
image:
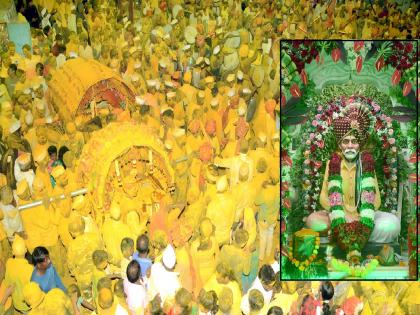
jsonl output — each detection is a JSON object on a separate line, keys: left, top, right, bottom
{"left": 219, "top": 229, "right": 251, "bottom": 287}
{"left": 0, "top": 101, "right": 16, "bottom": 140}
{"left": 170, "top": 222, "right": 198, "bottom": 297}
{"left": 96, "top": 287, "right": 128, "bottom": 315}
{"left": 3, "top": 235, "right": 33, "bottom": 314}
{"left": 203, "top": 261, "right": 242, "bottom": 314}
{"left": 0, "top": 185, "right": 24, "bottom": 242}
{"left": 101, "top": 202, "right": 133, "bottom": 267}
{"left": 113, "top": 169, "right": 145, "bottom": 222}
{"left": 63, "top": 122, "right": 85, "bottom": 158}
{"left": 181, "top": 185, "right": 206, "bottom": 233}
{"left": 67, "top": 215, "right": 103, "bottom": 301}
{"left": 71, "top": 195, "right": 100, "bottom": 236}
{"left": 358, "top": 281, "right": 404, "bottom": 315}
{"left": 178, "top": 71, "right": 197, "bottom": 105}
{"left": 22, "top": 282, "right": 74, "bottom": 315}
{"left": 16, "top": 178, "right": 61, "bottom": 266}
{"left": 206, "top": 175, "right": 236, "bottom": 247}
{"left": 32, "top": 146, "right": 53, "bottom": 195}
{"left": 91, "top": 250, "right": 121, "bottom": 307}
{"left": 255, "top": 169, "right": 279, "bottom": 264}
{"left": 120, "top": 237, "right": 134, "bottom": 280}
{"left": 0, "top": 193, "right": 12, "bottom": 273}
{"left": 190, "top": 218, "right": 219, "bottom": 292}
{"left": 170, "top": 128, "right": 190, "bottom": 204}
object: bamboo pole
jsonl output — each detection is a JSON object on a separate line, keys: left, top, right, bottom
{"left": 17, "top": 188, "right": 88, "bottom": 211}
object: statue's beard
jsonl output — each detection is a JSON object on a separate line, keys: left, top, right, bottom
{"left": 343, "top": 149, "right": 359, "bottom": 161}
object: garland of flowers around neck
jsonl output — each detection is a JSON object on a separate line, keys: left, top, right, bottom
{"left": 328, "top": 151, "right": 375, "bottom": 230}
{"left": 300, "top": 95, "right": 399, "bottom": 220}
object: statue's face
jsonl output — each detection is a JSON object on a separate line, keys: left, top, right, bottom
{"left": 339, "top": 134, "right": 360, "bottom": 161}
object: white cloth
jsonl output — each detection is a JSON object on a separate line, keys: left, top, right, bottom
{"left": 240, "top": 277, "right": 273, "bottom": 314}
{"left": 148, "top": 262, "right": 180, "bottom": 305}
{"left": 369, "top": 211, "right": 400, "bottom": 243}
{"left": 115, "top": 303, "right": 129, "bottom": 315}
{"left": 0, "top": 203, "right": 24, "bottom": 240}
{"left": 56, "top": 54, "right": 67, "bottom": 69}
{"left": 123, "top": 279, "right": 148, "bottom": 313}
{"left": 14, "top": 162, "right": 35, "bottom": 192}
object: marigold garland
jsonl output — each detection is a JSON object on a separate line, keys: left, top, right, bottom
{"left": 289, "top": 236, "right": 321, "bottom": 271}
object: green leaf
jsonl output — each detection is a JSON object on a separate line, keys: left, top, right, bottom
{"left": 282, "top": 116, "right": 308, "bottom": 126}
{"left": 392, "top": 106, "right": 416, "bottom": 114}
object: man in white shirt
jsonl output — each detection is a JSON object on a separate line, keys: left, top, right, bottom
{"left": 14, "top": 153, "right": 35, "bottom": 192}
{"left": 148, "top": 244, "right": 181, "bottom": 306}
{"left": 123, "top": 260, "right": 148, "bottom": 314}
{"left": 240, "top": 265, "right": 275, "bottom": 314}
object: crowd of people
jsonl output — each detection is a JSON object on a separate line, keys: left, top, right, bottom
{"left": 0, "top": 0, "right": 418, "bottom": 314}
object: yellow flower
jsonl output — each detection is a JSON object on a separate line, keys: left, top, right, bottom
{"left": 299, "top": 265, "right": 305, "bottom": 271}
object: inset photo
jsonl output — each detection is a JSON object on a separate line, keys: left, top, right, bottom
{"left": 280, "top": 40, "right": 418, "bottom": 280}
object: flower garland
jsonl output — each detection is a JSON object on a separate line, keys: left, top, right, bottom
{"left": 289, "top": 235, "right": 321, "bottom": 271}
{"left": 331, "top": 258, "right": 379, "bottom": 278}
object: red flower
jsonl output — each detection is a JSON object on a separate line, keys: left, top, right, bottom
{"left": 362, "top": 152, "right": 375, "bottom": 172}
{"left": 290, "top": 83, "right": 301, "bottom": 98}
{"left": 391, "top": 69, "right": 401, "bottom": 86}
{"left": 331, "top": 48, "right": 341, "bottom": 63}
{"left": 405, "top": 42, "right": 414, "bottom": 53}
{"left": 356, "top": 56, "right": 363, "bottom": 73}
{"left": 354, "top": 41, "right": 364, "bottom": 52}
{"left": 310, "top": 144, "right": 317, "bottom": 153}
{"left": 300, "top": 69, "right": 308, "bottom": 86}
{"left": 314, "top": 161, "right": 322, "bottom": 169}
{"left": 318, "top": 140, "right": 325, "bottom": 149}
{"left": 408, "top": 173, "right": 418, "bottom": 183}
{"left": 329, "top": 153, "right": 341, "bottom": 175}
{"left": 283, "top": 198, "right": 291, "bottom": 209}
{"left": 375, "top": 56, "right": 385, "bottom": 72}
{"left": 403, "top": 81, "right": 412, "bottom": 96}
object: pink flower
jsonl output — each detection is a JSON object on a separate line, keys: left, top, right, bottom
{"left": 329, "top": 192, "right": 343, "bottom": 206}
{"left": 389, "top": 138, "right": 395, "bottom": 145}
{"left": 372, "top": 104, "right": 380, "bottom": 112}
{"left": 315, "top": 114, "right": 322, "bottom": 120}
{"left": 388, "top": 129, "right": 394, "bottom": 136}
{"left": 312, "top": 120, "right": 318, "bottom": 127}
{"left": 306, "top": 140, "right": 311, "bottom": 145}
{"left": 317, "top": 140, "right": 325, "bottom": 149}
{"left": 317, "top": 105, "right": 323, "bottom": 112}
{"left": 362, "top": 191, "right": 375, "bottom": 204}
{"left": 309, "top": 133, "right": 315, "bottom": 140}
{"left": 304, "top": 159, "right": 310, "bottom": 165}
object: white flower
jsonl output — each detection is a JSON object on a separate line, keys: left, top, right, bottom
{"left": 311, "top": 204, "right": 316, "bottom": 209}
{"left": 313, "top": 193, "right": 319, "bottom": 199}
{"left": 330, "top": 210, "right": 345, "bottom": 221}
{"left": 315, "top": 173, "right": 320, "bottom": 177}
{"left": 391, "top": 175, "right": 397, "bottom": 181}
{"left": 304, "top": 169, "right": 310, "bottom": 175}
{"left": 391, "top": 158, "right": 396, "bottom": 163}
{"left": 332, "top": 112, "right": 339, "bottom": 119}
{"left": 328, "top": 180, "right": 341, "bottom": 190}
{"left": 361, "top": 178, "right": 375, "bottom": 189}
{"left": 316, "top": 134, "right": 322, "bottom": 140}
{"left": 360, "top": 209, "right": 375, "bottom": 221}
{"left": 315, "top": 187, "right": 320, "bottom": 192}
{"left": 392, "top": 188, "right": 397, "bottom": 193}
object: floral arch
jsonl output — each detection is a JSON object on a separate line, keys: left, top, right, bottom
{"left": 287, "top": 83, "right": 410, "bottom": 235}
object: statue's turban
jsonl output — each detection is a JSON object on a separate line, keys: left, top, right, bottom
{"left": 332, "top": 102, "right": 373, "bottom": 144}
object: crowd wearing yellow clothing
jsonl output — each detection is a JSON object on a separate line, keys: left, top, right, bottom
{"left": 0, "top": 0, "right": 419, "bottom": 314}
